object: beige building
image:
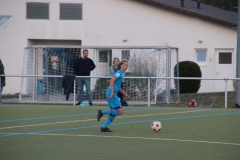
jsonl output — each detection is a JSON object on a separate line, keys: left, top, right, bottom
{"left": 0, "top": 0, "right": 237, "bottom": 94}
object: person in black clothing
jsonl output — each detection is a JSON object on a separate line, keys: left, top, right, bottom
{"left": 62, "top": 75, "right": 75, "bottom": 101}
{"left": 0, "top": 59, "right": 5, "bottom": 105}
{"left": 75, "top": 49, "right": 96, "bottom": 105}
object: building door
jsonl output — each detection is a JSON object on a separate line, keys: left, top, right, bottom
{"left": 97, "top": 50, "right": 112, "bottom": 76}
{"left": 215, "top": 49, "right": 234, "bottom": 92}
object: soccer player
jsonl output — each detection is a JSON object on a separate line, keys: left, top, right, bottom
{"left": 97, "top": 60, "right": 129, "bottom": 132}
{"left": 109, "top": 57, "right": 127, "bottom": 105}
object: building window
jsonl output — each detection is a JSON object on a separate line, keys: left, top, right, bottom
{"left": 196, "top": 50, "right": 207, "bottom": 62}
{"left": 122, "top": 50, "right": 130, "bottom": 61}
{"left": 195, "top": 49, "right": 207, "bottom": 66}
{"left": 26, "top": 2, "right": 49, "bottom": 19}
{"left": 219, "top": 52, "right": 232, "bottom": 64}
{"left": 60, "top": 3, "right": 82, "bottom": 20}
{"left": 99, "top": 51, "right": 108, "bottom": 63}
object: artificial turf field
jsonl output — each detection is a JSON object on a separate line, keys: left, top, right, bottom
{"left": 0, "top": 104, "right": 240, "bottom": 160}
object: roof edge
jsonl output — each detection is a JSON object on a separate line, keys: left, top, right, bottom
{"left": 136, "top": 0, "right": 237, "bottom": 28}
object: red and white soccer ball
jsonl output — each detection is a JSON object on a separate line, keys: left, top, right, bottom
{"left": 151, "top": 121, "right": 162, "bottom": 132}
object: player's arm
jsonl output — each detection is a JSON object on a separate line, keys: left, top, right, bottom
{"left": 108, "top": 77, "right": 116, "bottom": 99}
{"left": 119, "top": 88, "right": 129, "bottom": 99}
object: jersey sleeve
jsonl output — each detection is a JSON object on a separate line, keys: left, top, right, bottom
{"left": 113, "top": 70, "right": 121, "bottom": 79}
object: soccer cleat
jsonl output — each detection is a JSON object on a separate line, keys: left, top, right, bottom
{"left": 89, "top": 102, "right": 93, "bottom": 106}
{"left": 97, "top": 110, "right": 103, "bottom": 122}
{"left": 100, "top": 127, "right": 113, "bottom": 132}
{"left": 75, "top": 102, "right": 80, "bottom": 105}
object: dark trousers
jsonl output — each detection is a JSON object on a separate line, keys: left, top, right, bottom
{"left": 117, "top": 83, "right": 123, "bottom": 100}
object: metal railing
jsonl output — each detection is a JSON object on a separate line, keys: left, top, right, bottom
{"left": 0, "top": 74, "right": 239, "bottom": 108}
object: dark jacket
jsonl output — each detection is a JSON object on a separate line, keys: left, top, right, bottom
{"left": 62, "top": 75, "right": 75, "bottom": 101}
{"left": 0, "top": 62, "right": 5, "bottom": 87}
{"left": 75, "top": 58, "right": 96, "bottom": 76}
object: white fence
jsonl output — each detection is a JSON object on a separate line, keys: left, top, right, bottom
{"left": 0, "top": 75, "right": 239, "bottom": 108}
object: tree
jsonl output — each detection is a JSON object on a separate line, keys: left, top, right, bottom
{"left": 192, "top": 0, "right": 238, "bottom": 12}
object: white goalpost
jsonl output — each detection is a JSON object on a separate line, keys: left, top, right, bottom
{"left": 20, "top": 46, "right": 179, "bottom": 105}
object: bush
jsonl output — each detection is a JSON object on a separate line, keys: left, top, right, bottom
{"left": 174, "top": 61, "right": 202, "bottom": 94}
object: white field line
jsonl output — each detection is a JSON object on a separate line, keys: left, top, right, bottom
{"left": 0, "top": 109, "right": 208, "bottom": 130}
{"left": 32, "top": 133, "right": 240, "bottom": 146}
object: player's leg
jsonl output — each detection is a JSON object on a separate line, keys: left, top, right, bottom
{"left": 97, "top": 89, "right": 121, "bottom": 121}
{"left": 100, "top": 114, "right": 116, "bottom": 132}
{"left": 97, "top": 107, "right": 123, "bottom": 122}
{"left": 98, "top": 91, "right": 123, "bottom": 132}
{"left": 100, "top": 108, "right": 119, "bottom": 132}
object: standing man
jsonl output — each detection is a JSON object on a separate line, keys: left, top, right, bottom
{"left": 75, "top": 49, "right": 96, "bottom": 106}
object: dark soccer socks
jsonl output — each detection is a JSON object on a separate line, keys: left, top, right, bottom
{"left": 97, "top": 110, "right": 103, "bottom": 122}
{"left": 100, "top": 127, "right": 113, "bottom": 132}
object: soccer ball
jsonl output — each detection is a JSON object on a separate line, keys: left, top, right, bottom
{"left": 151, "top": 121, "right": 162, "bottom": 132}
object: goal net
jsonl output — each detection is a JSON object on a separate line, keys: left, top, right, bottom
{"left": 20, "top": 46, "right": 179, "bottom": 104}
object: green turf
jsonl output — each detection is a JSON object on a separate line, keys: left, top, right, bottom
{"left": 0, "top": 104, "right": 240, "bottom": 160}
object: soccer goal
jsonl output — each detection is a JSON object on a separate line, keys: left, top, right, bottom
{"left": 20, "top": 46, "right": 179, "bottom": 105}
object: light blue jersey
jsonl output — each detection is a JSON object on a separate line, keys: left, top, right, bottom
{"left": 107, "top": 69, "right": 124, "bottom": 93}
{"left": 106, "top": 69, "right": 124, "bottom": 108}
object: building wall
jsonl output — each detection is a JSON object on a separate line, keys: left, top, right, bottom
{"left": 0, "top": 0, "right": 237, "bottom": 94}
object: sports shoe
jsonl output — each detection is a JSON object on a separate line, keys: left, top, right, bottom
{"left": 97, "top": 110, "right": 103, "bottom": 122}
{"left": 100, "top": 127, "right": 113, "bottom": 132}
{"left": 75, "top": 102, "right": 80, "bottom": 105}
{"left": 89, "top": 102, "right": 93, "bottom": 106}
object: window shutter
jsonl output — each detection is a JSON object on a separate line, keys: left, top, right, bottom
{"left": 60, "top": 3, "right": 82, "bottom": 20}
{"left": 27, "top": 2, "right": 49, "bottom": 19}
